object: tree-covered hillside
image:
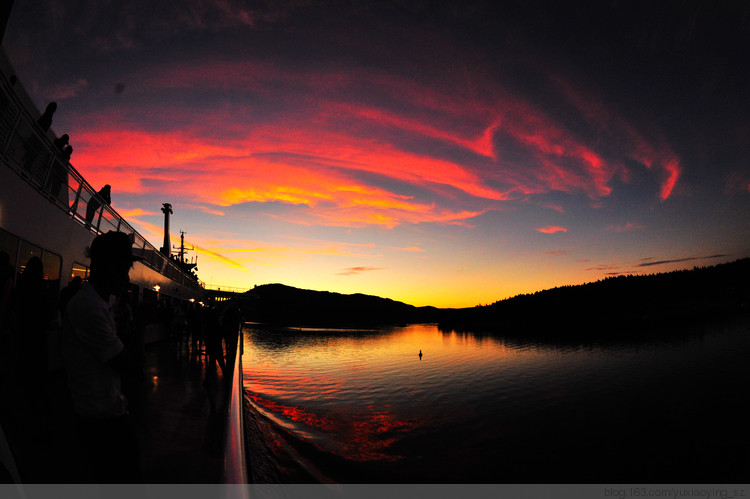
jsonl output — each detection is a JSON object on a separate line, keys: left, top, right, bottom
{"left": 439, "top": 258, "right": 750, "bottom": 334}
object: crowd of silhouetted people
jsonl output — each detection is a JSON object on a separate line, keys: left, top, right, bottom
{"left": 0, "top": 239, "right": 242, "bottom": 484}
{"left": 23, "top": 101, "right": 73, "bottom": 172}
{"left": 11, "top": 99, "right": 116, "bottom": 227}
{"left": 36, "top": 101, "right": 72, "bottom": 160}
{"left": 0, "top": 253, "right": 55, "bottom": 412}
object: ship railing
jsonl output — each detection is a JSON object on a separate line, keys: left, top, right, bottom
{"left": 222, "top": 323, "right": 250, "bottom": 492}
{"left": 0, "top": 65, "right": 204, "bottom": 292}
{"left": 204, "top": 284, "right": 252, "bottom": 293}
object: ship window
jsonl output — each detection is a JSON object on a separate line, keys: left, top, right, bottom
{"left": 41, "top": 250, "right": 62, "bottom": 296}
{"left": 41, "top": 250, "right": 61, "bottom": 282}
{"left": 0, "top": 227, "right": 20, "bottom": 271}
{"left": 17, "top": 240, "right": 43, "bottom": 277}
{"left": 0, "top": 229, "right": 61, "bottom": 293}
{"left": 72, "top": 262, "right": 89, "bottom": 281}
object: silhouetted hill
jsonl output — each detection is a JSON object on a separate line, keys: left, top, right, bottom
{"left": 239, "top": 283, "right": 440, "bottom": 327}
{"left": 229, "top": 259, "right": 749, "bottom": 331}
{"left": 439, "top": 258, "right": 750, "bottom": 336}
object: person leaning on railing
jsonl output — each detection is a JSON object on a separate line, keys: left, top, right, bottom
{"left": 85, "top": 184, "right": 112, "bottom": 227}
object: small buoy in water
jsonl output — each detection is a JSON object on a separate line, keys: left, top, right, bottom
{"left": 419, "top": 349, "right": 423, "bottom": 359}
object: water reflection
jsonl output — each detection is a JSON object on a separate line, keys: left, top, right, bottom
{"left": 439, "top": 315, "right": 720, "bottom": 350}
{"left": 245, "top": 324, "right": 400, "bottom": 350}
{"left": 242, "top": 318, "right": 750, "bottom": 483}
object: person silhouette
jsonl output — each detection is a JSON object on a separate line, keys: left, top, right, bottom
{"left": 59, "top": 276, "right": 83, "bottom": 318}
{"left": 61, "top": 144, "right": 73, "bottom": 160}
{"left": 63, "top": 231, "right": 143, "bottom": 483}
{"left": 85, "top": 184, "right": 112, "bottom": 226}
{"left": 12, "top": 256, "right": 52, "bottom": 416}
{"left": 0, "top": 251, "right": 13, "bottom": 336}
{"left": 419, "top": 349, "right": 422, "bottom": 360}
{"left": 24, "top": 103, "right": 57, "bottom": 171}
{"left": 53, "top": 134, "right": 69, "bottom": 151}
{"left": 37, "top": 102, "right": 57, "bottom": 131}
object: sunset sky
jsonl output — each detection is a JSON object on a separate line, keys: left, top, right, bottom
{"left": 4, "top": 1, "right": 750, "bottom": 307}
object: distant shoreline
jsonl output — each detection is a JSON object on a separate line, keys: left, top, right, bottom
{"left": 232, "top": 259, "right": 749, "bottom": 336}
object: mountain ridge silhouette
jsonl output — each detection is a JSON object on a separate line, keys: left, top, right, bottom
{"left": 234, "top": 259, "right": 749, "bottom": 331}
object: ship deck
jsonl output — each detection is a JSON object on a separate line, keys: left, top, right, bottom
{"left": 0, "top": 332, "right": 232, "bottom": 483}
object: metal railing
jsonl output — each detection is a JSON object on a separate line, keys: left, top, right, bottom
{"left": 204, "top": 284, "right": 252, "bottom": 293}
{"left": 0, "top": 67, "right": 204, "bottom": 292}
{"left": 222, "top": 325, "right": 250, "bottom": 491}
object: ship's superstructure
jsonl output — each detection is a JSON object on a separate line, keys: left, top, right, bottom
{"left": 0, "top": 42, "right": 248, "bottom": 487}
{"left": 0, "top": 47, "right": 205, "bottom": 318}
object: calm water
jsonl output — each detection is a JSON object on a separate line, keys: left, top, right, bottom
{"left": 241, "top": 320, "right": 750, "bottom": 483}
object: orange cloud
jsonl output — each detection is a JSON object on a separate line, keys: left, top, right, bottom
{"left": 537, "top": 226, "right": 567, "bottom": 234}
{"left": 337, "top": 266, "right": 387, "bottom": 276}
{"left": 187, "top": 235, "right": 381, "bottom": 262}
{"left": 118, "top": 214, "right": 249, "bottom": 271}
{"left": 189, "top": 243, "right": 249, "bottom": 271}
{"left": 70, "top": 124, "right": 492, "bottom": 229}
{"left": 117, "top": 208, "right": 159, "bottom": 218}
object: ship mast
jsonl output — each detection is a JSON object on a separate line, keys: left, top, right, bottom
{"left": 160, "top": 203, "right": 198, "bottom": 277}
{"left": 172, "top": 230, "right": 198, "bottom": 273}
{"left": 173, "top": 230, "right": 195, "bottom": 264}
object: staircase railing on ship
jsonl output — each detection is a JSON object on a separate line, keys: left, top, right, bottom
{"left": 0, "top": 62, "right": 203, "bottom": 291}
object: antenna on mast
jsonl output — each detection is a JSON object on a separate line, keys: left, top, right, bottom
{"left": 173, "top": 230, "right": 195, "bottom": 264}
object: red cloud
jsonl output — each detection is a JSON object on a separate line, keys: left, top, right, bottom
{"left": 537, "top": 226, "right": 567, "bottom": 234}
{"left": 141, "top": 57, "right": 653, "bottom": 204}
{"left": 65, "top": 54, "right": 686, "bottom": 231}
{"left": 551, "top": 74, "right": 682, "bottom": 201}
{"left": 70, "top": 126, "right": 489, "bottom": 228}
{"left": 725, "top": 172, "right": 750, "bottom": 195}
{"left": 607, "top": 222, "right": 645, "bottom": 233}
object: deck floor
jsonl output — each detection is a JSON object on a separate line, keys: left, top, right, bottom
{"left": 0, "top": 333, "right": 231, "bottom": 483}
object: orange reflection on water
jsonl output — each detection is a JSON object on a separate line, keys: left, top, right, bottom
{"left": 248, "top": 393, "right": 338, "bottom": 432}
{"left": 331, "top": 405, "right": 418, "bottom": 462}
{"left": 248, "top": 392, "right": 418, "bottom": 462}
{"left": 242, "top": 324, "right": 532, "bottom": 464}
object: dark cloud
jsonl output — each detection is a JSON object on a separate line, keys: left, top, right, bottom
{"left": 585, "top": 265, "right": 619, "bottom": 272}
{"left": 636, "top": 254, "right": 730, "bottom": 268}
{"left": 545, "top": 250, "right": 567, "bottom": 257}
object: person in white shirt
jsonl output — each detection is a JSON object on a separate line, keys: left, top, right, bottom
{"left": 64, "top": 231, "right": 142, "bottom": 483}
